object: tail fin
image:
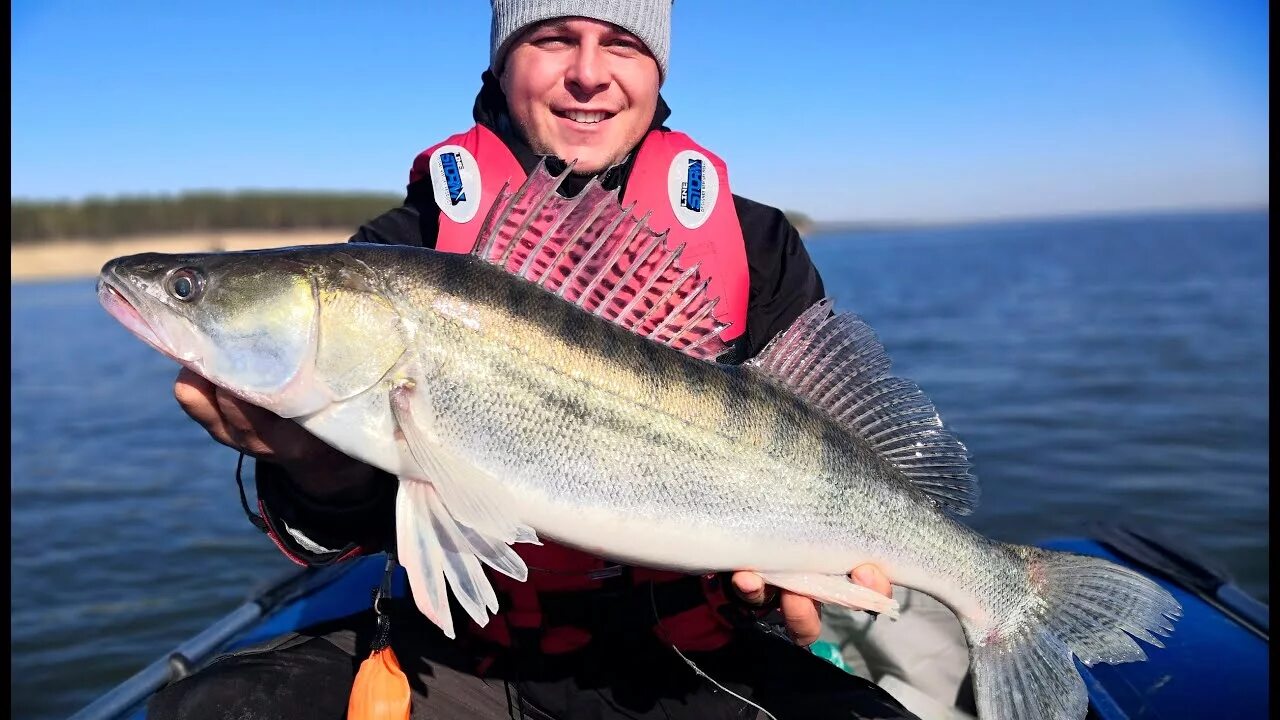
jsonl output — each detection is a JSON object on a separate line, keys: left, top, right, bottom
{"left": 966, "top": 545, "right": 1181, "bottom": 720}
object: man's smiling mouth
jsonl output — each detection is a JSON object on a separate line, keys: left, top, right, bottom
{"left": 553, "top": 109, "right": 616, "bottom": 124}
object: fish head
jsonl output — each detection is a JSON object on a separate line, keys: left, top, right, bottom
{"left": 98, "top": 248, "right": 408, "bottom": 418}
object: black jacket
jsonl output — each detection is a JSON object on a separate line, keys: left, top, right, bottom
{"left": 248, "top": 72, "right": 826, "bottom": 564}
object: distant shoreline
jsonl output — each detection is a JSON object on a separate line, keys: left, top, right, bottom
{"left": 10, "top": 229, "right": 350, "bottom": 282}
{"left": 12, "top": 205, "right": 1266, "bottom": 282}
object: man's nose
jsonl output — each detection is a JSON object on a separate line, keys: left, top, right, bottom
{"left": 565, "top": 44, "right": 609, "bottom": 95}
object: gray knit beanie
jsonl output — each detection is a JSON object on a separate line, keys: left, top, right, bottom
{"left": 490, "top": 0, "right": 673, "bottom": 81}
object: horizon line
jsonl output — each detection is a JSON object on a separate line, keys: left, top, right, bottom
{"left": 806, "top": 202, "right": 1269, "bottom": 231}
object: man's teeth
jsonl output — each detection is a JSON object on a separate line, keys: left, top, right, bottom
{"left": 565, "top": 110, "right": 608, "bottom": 124}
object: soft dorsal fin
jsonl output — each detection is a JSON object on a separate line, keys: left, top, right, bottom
{"left": 469, "top": 160, "right": 731, "bottom": 361}
{"left": 745, "top": 299, "right": 978, "bottom": 515}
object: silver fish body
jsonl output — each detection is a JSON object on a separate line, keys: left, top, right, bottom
{"left": 368, "top": 250, "right": 991, "bottom": 610}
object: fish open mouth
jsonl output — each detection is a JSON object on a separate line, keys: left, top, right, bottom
{"left": 97, "top": 280, "right": 176, "bottom": 360}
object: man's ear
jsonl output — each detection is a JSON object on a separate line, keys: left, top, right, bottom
{"left": 498, "top": 67, "right": 510, "bottom": 96}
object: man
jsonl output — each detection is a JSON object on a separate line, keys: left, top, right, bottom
{"left": 152, "top": 3, "right": 916, "bottom": 718}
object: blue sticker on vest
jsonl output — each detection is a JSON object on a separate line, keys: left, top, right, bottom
{"left": 683, "top": 159, "right": 704, "bottom": 212}
{"left": 440, "top": 153, "right": 467, "bottom": 205}
{"left": 668, "top": 150, "right": 718, "bottom": 230}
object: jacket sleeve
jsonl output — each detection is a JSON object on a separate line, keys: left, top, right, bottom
{"left": 348, "top": 177, "right": 441, "bottom": 249}
{"left": 245, "top": 177, "right": 439, "bottom": 566}
{"left": 732, "top": 194, "right": 826, "bottom": 359}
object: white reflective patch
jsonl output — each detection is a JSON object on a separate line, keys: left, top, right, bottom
{"left": 667, "top": 149, "right": 719, "bottom": 229}
{"left": 429, "top": 144, "right": 482, "bottom": 224}
{"left": 431, "top": 296, "right": 483, "bottom": 332}
{"left": 284, "top": 522, "right": 336, "bottom": 554}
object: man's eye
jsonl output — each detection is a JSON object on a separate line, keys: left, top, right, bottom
{"left": 534, "top": 35, "right": 571, "bottom": 47}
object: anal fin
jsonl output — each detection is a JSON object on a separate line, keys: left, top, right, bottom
{"left": 757, "top": 571, "right": 902, "bottom": 620}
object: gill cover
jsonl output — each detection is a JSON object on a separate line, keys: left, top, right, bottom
{"left": 191, "top": 260, "right": 323, "bottom": 416}
{"left": 201, "top": 251, "right": 409, "bottom": 418}
{"left": 311, "top": 253, "right": 410, "bottom": 403}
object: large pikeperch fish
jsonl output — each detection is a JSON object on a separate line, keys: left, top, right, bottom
{"left": 98, "top": 163, "right": 1179, "bottom": 720}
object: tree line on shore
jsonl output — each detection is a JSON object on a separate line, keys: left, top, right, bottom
{"left": 12, "top": 191, "right": 815, "bottom": 244}
{"left": 10, "top": 191, "right": 403, "bottom": 244}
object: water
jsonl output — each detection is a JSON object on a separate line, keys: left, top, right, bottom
{"left": 11, "top": 210, "right": 1269, "bottom": 719}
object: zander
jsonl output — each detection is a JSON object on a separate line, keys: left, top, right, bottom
{"left": 98, "top": 163, "right": 1180, "bottom": 720}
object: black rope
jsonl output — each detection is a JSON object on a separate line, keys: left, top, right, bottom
{"left": 369, "top": 552, "right": 397, "bottom": 652}
{"left": 647, "top": 582, "right": 777, "bottom": 720}
{"left": 234, "top": 452, "right": 269, "bottom": 533}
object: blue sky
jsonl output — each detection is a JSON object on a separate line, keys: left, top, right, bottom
{"left": 11, "top": 1, "right": 1269, "bottom": 222}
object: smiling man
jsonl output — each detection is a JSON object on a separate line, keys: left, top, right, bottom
{"left": 150, "top": 2, "right": 918, "bottom": 719}
{"left": 502, "top": 16, "right": 657, "bottom": 173}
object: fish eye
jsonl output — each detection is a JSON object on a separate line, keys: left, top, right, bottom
{"left": 166, "top": 268, "right": 204, "bottom": 302}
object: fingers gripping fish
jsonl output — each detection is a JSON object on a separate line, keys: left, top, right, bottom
{"left": 97, "top": 162, "right": 1180, "bottom": 720}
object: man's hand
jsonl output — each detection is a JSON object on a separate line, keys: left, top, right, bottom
{"left": 173, "top": 368, "right": 378, "bottom": 503}
{"left": 731, "top": 564, "right": 892, "bottom": 646}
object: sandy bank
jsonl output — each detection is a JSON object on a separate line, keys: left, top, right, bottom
{"left": 10, "top": 230, "right": 351, "bottom": 282}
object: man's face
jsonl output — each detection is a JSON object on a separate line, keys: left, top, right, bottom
{"left": 500, "top": 17, "right": 661, "bottom": 174}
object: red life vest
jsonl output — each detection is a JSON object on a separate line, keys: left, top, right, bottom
{"left": 408, "top": 125, "right": 752, "bottom": 656}
{"left": 412, "top": 124, "right": 748, "bottom": 342}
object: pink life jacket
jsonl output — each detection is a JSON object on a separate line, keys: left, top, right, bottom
{"left": 410, "top": 124, "right": 748, "bottom": 343}
{"left": 406, "top": 125, "right": 753, "bottom": 656}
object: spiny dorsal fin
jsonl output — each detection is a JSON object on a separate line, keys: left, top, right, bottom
{"left": 745, "top": 299, "right": 978, "bottom": 515}
{"left": 470, "top": 160, "right": 731, "bottom": 361}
